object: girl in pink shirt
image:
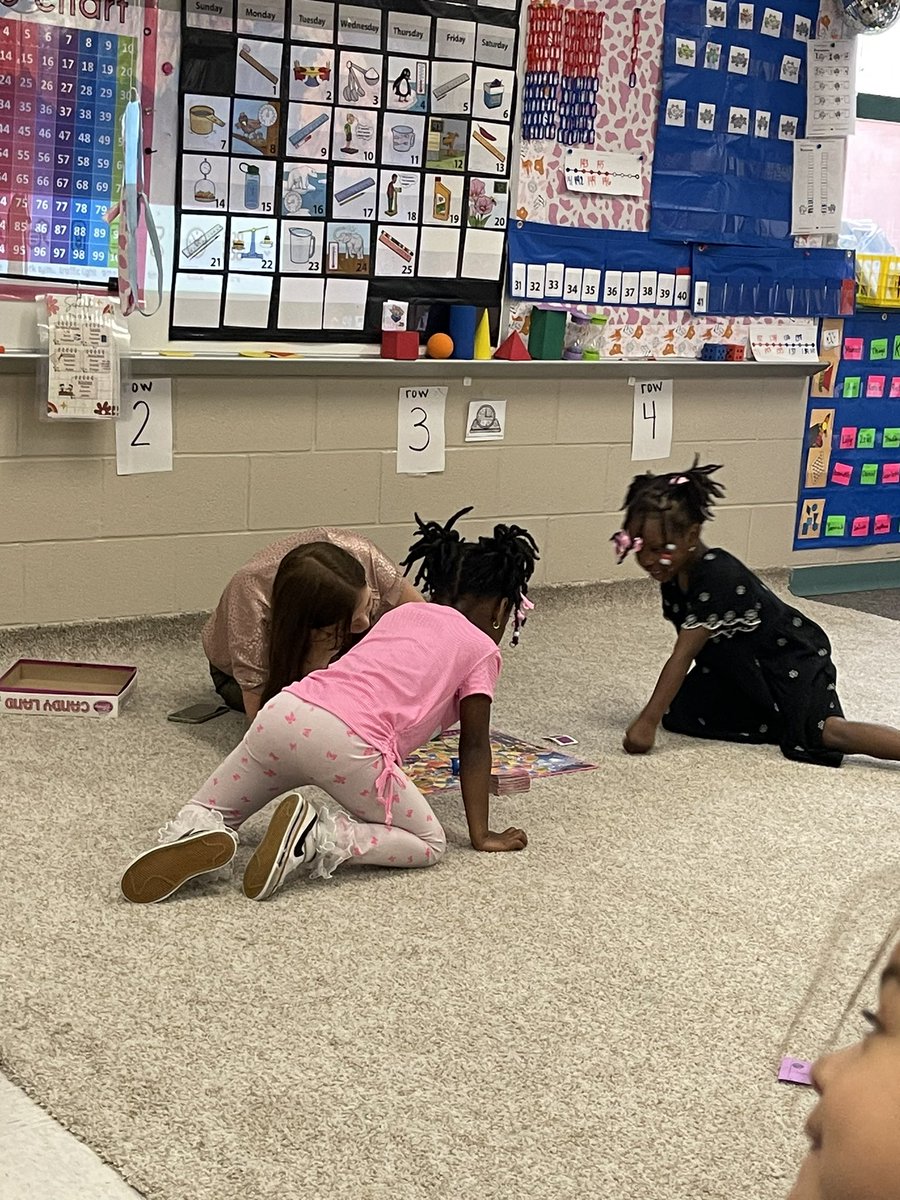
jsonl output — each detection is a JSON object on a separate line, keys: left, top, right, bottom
{"left": 121, "top": 509, "right": 539, "bottom": 904}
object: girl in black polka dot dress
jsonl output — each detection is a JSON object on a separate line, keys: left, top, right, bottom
{"left": 613, "top": 459, "right": 900, "bottom": 768}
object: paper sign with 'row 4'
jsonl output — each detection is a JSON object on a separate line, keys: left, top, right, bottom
{"left": 831, "top": 462, "right": 853, "bottom": 486}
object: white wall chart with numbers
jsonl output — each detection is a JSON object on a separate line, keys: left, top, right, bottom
{"left": 173, "top": 0, "right": 521, "bottom": 341}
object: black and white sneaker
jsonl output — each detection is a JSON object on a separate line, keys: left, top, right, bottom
{"left": 120, "top": 827, "right": 239, "bottom": 904}
{"left": 242, "top": 791, "right": 319, "bottom": 901}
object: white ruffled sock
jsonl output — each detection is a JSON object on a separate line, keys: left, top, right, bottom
{"left": 157, "top": 804, "right": 238, "bottom": 881}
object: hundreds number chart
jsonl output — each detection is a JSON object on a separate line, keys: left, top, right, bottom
{"left": 173, "top": 0, "right": 522, "bottom": 343}
{"left": 0, "top": 12, "right": 139, "bottom": 284}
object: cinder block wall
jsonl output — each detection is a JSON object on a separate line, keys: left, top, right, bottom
{"left": 1, "top": 370, "right": 892, "bottom": 627}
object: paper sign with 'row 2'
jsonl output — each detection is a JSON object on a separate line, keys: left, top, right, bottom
{"left": 831, "top": 462, "right": 853, "bottom": 486}
{"left": 875, "top": 514, "right": 893, "bottom": 535}
{"left": 852, "top": 516, "right": 871, "bottom": 537}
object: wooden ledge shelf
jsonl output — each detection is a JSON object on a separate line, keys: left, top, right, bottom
{"left": 0, "top": 352, "right": 827, "bottom": 381}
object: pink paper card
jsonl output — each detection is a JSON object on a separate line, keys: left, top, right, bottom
{"left": 839, "top": 427, "right": 857, "bottom": 449}
{"left": 867, "top": 375, "right": 886, "bottom": 398}
{"left": 883, "top": 463, "right": 900, "bottom": 484}
{"left": 843, "top": 337, "right": 864, "bottom": 360}
{"left": 831, "top": 462, "right": 853, "bottom": 486}
{"left": 851, "top": 516, "right": 871, "bottom": 537}
{"left": 777, "top": 1057, "right": 813, "bottom": 1086}
{"left": 874, "top": 514, "right": 892, "bottom": 535}
{"left": 890, "top": 377, "right": 900, "bottom": 398}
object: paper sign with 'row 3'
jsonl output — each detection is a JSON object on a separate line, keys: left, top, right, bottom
{"left": 831, "top": 462, "right": 853, "bottom": 486}
{"left": 875, "top": 514, "right": 892, "bottom": 535}
{"left": 852, "top": 516, "right": 871, "bottom": 537}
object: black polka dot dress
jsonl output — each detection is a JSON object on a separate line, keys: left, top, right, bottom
{"left": 660, "top": 549, "right": 844, "bottom": 768}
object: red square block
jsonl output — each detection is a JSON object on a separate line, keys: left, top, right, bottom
{"left": 381, "top": 330, "right": 420, "bottom": 360}
{"left": 725, "top": 344, "right": 745, "bottom": 361}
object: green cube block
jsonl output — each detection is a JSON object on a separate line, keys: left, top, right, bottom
{"left": 527, "top": 308, "right": 567, "bottom": 361}
{"left": 871, "top": 338, "right": 889, "bottom": 361}
{"left": 825, "top": 515, "right": 846, "bottom": 536}
{"left": 883, "top": 427, "right": 900, "bottom": 449}
{"left": 857, "top": 427, "right": 876, "bottom": 449}
{"left": 843, "top": 376, "right": 861, "bottom": 398}
{"left": 861, "top": 463, "right": 879, "bottom": 485}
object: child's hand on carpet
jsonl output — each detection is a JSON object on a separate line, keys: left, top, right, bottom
{"left": 623, "top": 715, "right": 656, "bottom": 755}
{"left": 472, "top": 827, "right": 528, "bottom": 852}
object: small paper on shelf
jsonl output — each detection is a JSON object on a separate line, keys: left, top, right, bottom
{"left": 749, "top": 321, "right": 819, "bottom": 361}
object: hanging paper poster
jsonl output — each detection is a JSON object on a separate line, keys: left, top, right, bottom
{"left": 794, "top": 313, "right": 900, "bottom": 550}
{"left": 517, "top": 0, "right": 664, "bottom": 232}
{"left": 173, "top": 0, "right": 521, "bottom": 342}
{"left": 650, "top": 0, "right": 819, "bottom": 245}
{"left": 0, "top": 1, "right": 157, "bottom": 287}
{"left": 806, "top": 39, "right": 855, "bottom": 138}
{"left": 791, "top": 138, "right": 844, "bottom": 237}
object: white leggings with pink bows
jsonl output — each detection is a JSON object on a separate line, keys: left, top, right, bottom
{"left": 184, "top": 692, "right": 447, "bottom": 870}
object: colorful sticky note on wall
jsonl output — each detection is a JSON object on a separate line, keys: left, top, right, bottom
{"left": 839, "top": 427, "right": 857, "bottom": 449}
{"left": 883, "top": 427, "right": 900, "bottom": 449}
{"left": 851, "top": 516, "right": 871, "bottom": 537}
{"left": 870, "top": 338, "right": 889, "bottom": 361}
{"left": 831, "top": 462, "right": 853, "bottom": 486}
{"left": 883, "top": 463, "right": 900, "bottom": 484}
{"left": 825, "top": 514, "right": 846, "bottom": 536}
{"left": 874, "top": 514, "right": 892, "bottom": 535}
{"left": 857, "top": 427, "right": 876, "bottom": 449}
{"left": 843, "top": 337, "right": 864, "bottom": 360}
{"left": 891, "top": 378, "right": 900, "bottom": 398}
{"left": 861, "top": 463, "right": 879, "bottom": 485}
{"left": 893, "top": 334, "right": 900, "bottom": 360}
{"left": 842, "top": 376, "right": 861, "bottom": 398}
{"left": 867, "top": 375, "right": 886, "bottom": 398}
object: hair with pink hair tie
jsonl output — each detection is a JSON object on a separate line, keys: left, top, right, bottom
{"left": 610, "top": 529, "right": 643, "bottom": 564}
{"left": 669, "top": 475, "right": 689, "bottom": 485}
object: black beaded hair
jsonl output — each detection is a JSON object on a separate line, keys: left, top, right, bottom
{"left": 401, "top": 507, "right": 540, "bottom": 644}
{"left": 622, "top": 456, "right": 725, "bottom": 540}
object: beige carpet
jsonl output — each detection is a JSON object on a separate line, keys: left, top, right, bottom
{"left": 1, "top": 579, "right": 898, "bottom": 1200}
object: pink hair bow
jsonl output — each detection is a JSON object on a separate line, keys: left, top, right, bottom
{"left": 669, "top": 475, "right": 689, "bottom": 485}
{"left": 611, "top": 529, "right": 643, "bottom": 564}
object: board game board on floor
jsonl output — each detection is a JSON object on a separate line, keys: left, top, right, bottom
{"left": 404, "top": 729, "right": 597, "bottom": 795}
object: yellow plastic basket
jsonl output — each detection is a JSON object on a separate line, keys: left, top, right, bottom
{"left": 856, "top": 253, "right": 900, "bottom": 308}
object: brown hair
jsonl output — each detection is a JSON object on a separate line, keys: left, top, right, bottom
{"left": 260, "top": 542, "right": 366, "bottom": 705}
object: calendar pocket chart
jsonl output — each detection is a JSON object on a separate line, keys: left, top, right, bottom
{"left": 174, "top": 0, "right": 522, "bottom": 342}
{"left": 0, "top": 7, "right": 150, "bottom": 286}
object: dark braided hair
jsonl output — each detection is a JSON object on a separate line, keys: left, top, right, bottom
{"left": 622, "top": 456, "right": 725, "bottom": 542}
{"left": 401, "top": 509, "right": 540, "bottom": 644}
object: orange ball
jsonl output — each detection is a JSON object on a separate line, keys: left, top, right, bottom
{"left": 426, "top": 332, "right": 454, "bottom": 359}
